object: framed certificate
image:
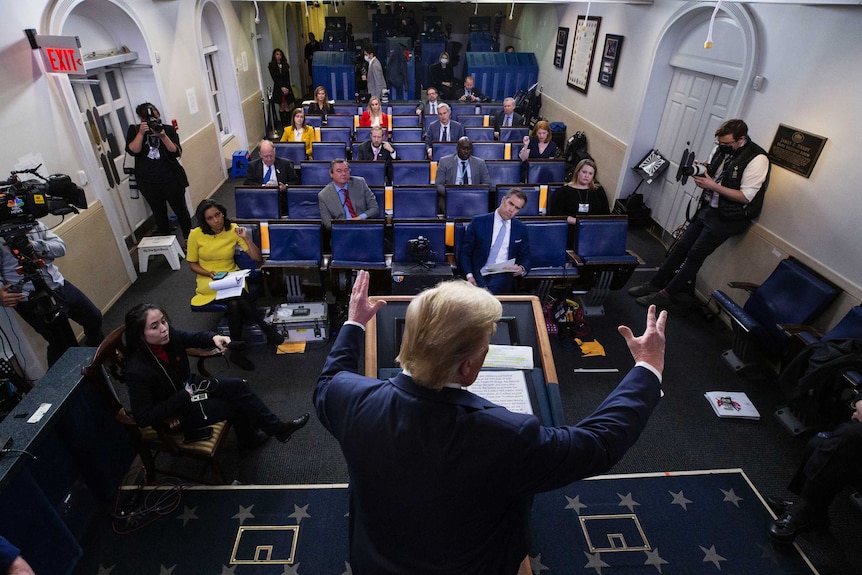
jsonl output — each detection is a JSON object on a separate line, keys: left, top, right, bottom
{"left": 598, "top": 34, "right": 624, "bottom": 88}
{"left": 567, "top": 16, "right": 601, "bottom": 94}
{"left": 554, "top": 27, "right": 569, "bottom": 69}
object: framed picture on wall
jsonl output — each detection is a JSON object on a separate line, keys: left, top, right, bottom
{"left": 567, "top": 16, "right": 602, "bottom": 94}
{"left": 598, "top": 34, "right": 624, "bottom": 87}
{"left": 554, "top": 27, "right": 569, "bottom": 69}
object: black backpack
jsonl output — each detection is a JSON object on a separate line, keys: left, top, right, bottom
{"left": 564, "top": 131, "right": 591, "bottom": 180}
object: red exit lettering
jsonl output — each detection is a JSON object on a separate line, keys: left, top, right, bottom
{"left": 46, "top": 47, "right": 81, "bottom": 73}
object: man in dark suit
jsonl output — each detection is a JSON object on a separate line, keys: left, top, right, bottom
{"left": 424, "top": 103, "right": 464, "bottom": 158}
{"left": 454, "top": 75, "right": 487, "bottom": 103}
{"left": 314, "top": 270, "right": 667, "bottom": 575}
{"left": 493, "top": 97, "right": 525, "bottom": 138}
{"left": 317, "top": 159, "right": 379, "bottom": 230}
{"left": 415, "top": 87, "right": 444, "bottom": 116}
{"left": 435, "top": 136, "right": 491, "bottom": 214}
{"left": 460, "top": 187, "right": 531, "bottom": 294}
{"left": 354, "top": 126, "right": 397, "bottom": 185}
{"left": 243, "top": 139, "right": 298, "bottom": 216}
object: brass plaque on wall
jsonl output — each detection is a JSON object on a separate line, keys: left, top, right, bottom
{"left": 768, "top": 124, "right": 827, "bottom": 178}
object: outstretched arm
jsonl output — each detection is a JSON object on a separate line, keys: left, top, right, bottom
{"left": 617, "top": 304, "right": 667, "bottom": 375}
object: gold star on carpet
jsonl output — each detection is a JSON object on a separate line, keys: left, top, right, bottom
{"left": 233, "top": 504, "right": 255, "bottom": 524}
{"left": 669, "top": 490, "right": 692, "bottom": 511}
{"left": 720, "top": 487, "right": 743, "bottom": 508}
{"left": 564, "top": 494, "right": 587, "bottom": 514}
{"left": 289, "top": 503, "right": 311, "bottom": 523}
{"left": 700, "top": 545, "right": 727, "bottom": 568}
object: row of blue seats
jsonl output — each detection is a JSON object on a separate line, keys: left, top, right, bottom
{"left": 291, "top": 125, "right": 530, "bottom": 146}
{"left": 302, "top": 103, "right": 505, "bottom": 121}
{"left": 279, "top": 136, "right": 531, "bottom": 163}
{"left": 271, "top": 158, "right": 566, "bottom": 187}
{"left": 237, "top": 183, "right": 563, "bottom": 221}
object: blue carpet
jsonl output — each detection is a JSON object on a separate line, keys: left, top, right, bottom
{"left": 75, "top": 470, "right": 815, "bottom": 574}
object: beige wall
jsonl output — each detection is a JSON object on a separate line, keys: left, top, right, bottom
{"left": 181, "top": 123, "right": 226, "bottom": 211}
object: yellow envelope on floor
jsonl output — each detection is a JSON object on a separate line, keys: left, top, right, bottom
{"left": 277, "top": 341, "right": 307, "bottom": 354}
{"left": 575, "top": 338, "right": 606, "bottom": 357}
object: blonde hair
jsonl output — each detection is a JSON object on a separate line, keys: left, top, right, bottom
{"left": 396, "top": 281, "right": 502, "bottom": 390}
{"left": 572, "top": 158, "right": 599, "bottom": 191}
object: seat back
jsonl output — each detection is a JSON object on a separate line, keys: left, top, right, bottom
{"left": 299, "top": 161, "right": 333, "bottom": 186}
{"left": 235, "top": 187, "right": 281, "bottom": 219}
{"left": 393, "top": 142, "right": 429, "bottom": 161}
{"left": 392, "top": 161, "right": 432, "bottom": 185}
{"left": 322, "top": 115, "right": 355, "bottom": 131}
{"left": 393, "top": 220, "right": 448, "bottom": 264}
{"left": 391, "top": 127, "right": 423, "bottom": 141}
{"left": 486, "top": 160, "right": 523, "bottom": 185}
{"left": 464, "top": 127, "right": 495, "bottom": 141}
{"left": 499, "top": 127, "right": 530, "bottom": 142}
{"left": 266, "top": 222, "right": 322, "bottom": 266}
{"left": 390, "top": 104, "right": 421, "bottom": 115}
{"left": 349, "top": 162, "right": 386, "bottom": 186}
{"left": 445, "top": 185, "right": 491, "bottom": 219}
{"left": 575, "top": 216, "right": 630, "bottom": 259}
{"left": 450, "top": 104, "right": 479, "bottom": 119}
{"left": 312, "top": 141, "right": 348, "bottom": 161}
{"left": 495, "top": 185, "right": 540, "bottom": 216}
{"left": 823, "top": 305, "right": 862, "bottom": 342}
{"left": 526, "top": 160, "right": 567, "bottom": 184}
{"left": 392, "top": 186, "right": 438, "bottom": 218}
{"left": 745, "top": 259, "right": 839, "bottom": 336}
{"left": 391, "top": 114, "right": 420, "bottom": 127}
{"left": 286, "top": 186, "right": 322, "bottom": 220}
{"left": 472, "top": 142, "right": 507, "bottom": 160}
{"left": 355, "top": 127, "right": 375, "bottom": 144}
{"left": 330, "top": 221, "right": 386, "bottom": 268}
{"left": 275, "top": 142, "right": 307, "bottom": 163}
{"left": 318, "top": 126, "right": 352, "bottom": 146}
{"left": 525, "top": 218, "right": 569, "bottom": 268}
{"left": 458, "top": 115, "right": 489, "bottom": 127}
{"left": 431, "top": 142, "right": 458, "bottom": 161}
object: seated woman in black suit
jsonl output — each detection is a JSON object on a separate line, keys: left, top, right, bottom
{"left": 429, "top": 52, "right": 455, "bottom": 100}
{"left": 124, "top": 303, "right": 309, "bottom": 450}
{"left": 518, "top": 120, "right": 558, "bottom": 161}
{"left": 549, "top": 158, "right": 610, "bottom": 247}
{"left": 307, "top": 85, "right": 334, "bottom": 121}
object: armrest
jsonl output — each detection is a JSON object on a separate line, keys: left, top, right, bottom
{"left": 727, "top": 281, "right": 760, "bottom": 292}
{"left": 187, "top": 347, "right": 227, "bottom": 377}
{"left": 778, "top": 323, "right": 824, "bottom": 340}
{"left": 626, "top": 249, "right": 646, "bottom": 265}
{"left": 568, "top": 250, "right": 584, "bottom": 266}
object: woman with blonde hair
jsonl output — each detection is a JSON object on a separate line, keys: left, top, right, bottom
{"left": 307, "top": 85, "right": 334, "bottom": 120}
{"left": 359, "top": 96, "right": 389, "bottom": 128}
{"left": 429, "top": 51, "right": 455, "bottom": 99}
{"left": 549, "top": 158, "right": 610, "bottom": 247}
{"left": 518, "top": 120, "right": 557, "bottom": 161}
{"left": 279, "top": 107, "right": 315, "bottom": 158}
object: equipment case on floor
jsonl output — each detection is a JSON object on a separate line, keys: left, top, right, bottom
{"left": 264, "top": 303, "right": 328, "bottom": 342}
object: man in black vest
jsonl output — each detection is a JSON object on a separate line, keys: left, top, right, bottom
{"left": 629, "top": 119, "right": 770, "bottom": 313}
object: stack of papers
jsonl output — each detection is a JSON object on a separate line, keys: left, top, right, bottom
{"left": 209, "top": 270, "right": 250, "bottom": 300}
{"left": 704, "top": 391, "right": 761, "bottom": 420}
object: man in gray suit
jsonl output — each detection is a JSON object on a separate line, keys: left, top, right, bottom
{"left": 415, "top": 87, "right": 444, "bottom": 116}
{"left": 363, "top": 45, "right": 385, "bottom": 100}
{"left": 435, "top": 136, "right": 492, "bottom": 214}
{"left": 424, "top": 103, "right": 464, "bottom": 158}
{"left": 318, "top": 159, "right": 380, "bottom": 230}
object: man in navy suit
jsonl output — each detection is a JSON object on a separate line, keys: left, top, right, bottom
{"left": 424, "top": 103, "right": 464, "bottom": 158}
{"left": 314, "top": 270, "right": 667, "bottom": 575}
{"left": 460, "top": 187, "right": 531, "bottom": 294}
{"left": 243, "top": 139, "right": 298, "bottom": 215}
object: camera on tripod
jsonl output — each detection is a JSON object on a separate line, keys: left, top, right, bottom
{"left": 146, "top": 106, "right": 163, "bottom": 133}
{"left": 407, "top": 236, "right": 432, "bottom": 261}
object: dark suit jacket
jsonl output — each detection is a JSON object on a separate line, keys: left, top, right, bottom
{"left": 460, "top": 211, "right": 531, "bottom": 290}
{"left": 314, "top": 323, "right": 662, "bottom": 575}
{"left": 435, "top": 154, "right": 492, "bottom": 215}
{"left": 318, "top": 176, "right": 380, "bottom": 229}
{"left": 493, "top": 110, "right": 525, "bottom": 132}
{"left": 415, "top": 100, "right": 446, "bottom": 116}
{"left": 354, "top": 140, "right": 395, "bottom": 163}
{"left": 453, "top": 86, "right": 487, "bottom": 103}
{"left": 424, "top": 120, "right": 464, "bottom": 150}
{"left": 244, "top": 157, "right": 298, "bottom": 187}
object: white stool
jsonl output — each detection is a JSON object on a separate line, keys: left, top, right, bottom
{"left": 138, "top": 236, "right": 186, "bottom": 272}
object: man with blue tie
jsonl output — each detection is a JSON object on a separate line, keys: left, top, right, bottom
{"left": 424, "top": 103, "right": 464, "bottom": 158}
{"left": 317, "top": 159, "right": 379, "bottom": 230}
{"left": 243, "top": 139, "right": 298, "bottom": 216}
{"left": 314, "top": 270, "right": 667, "bottom": 574}
{"left": 460, "top": 187, "right": 531, "bottom": 294}
{"left": 493, "top": 97, "right": 525, "bottom": 139}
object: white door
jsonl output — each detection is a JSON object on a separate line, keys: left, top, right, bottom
{"left": 651, "top": 68, "right": 736, "bottom": 236}
{"left": 71, "top": 67, "right": 150, "bottom": 241}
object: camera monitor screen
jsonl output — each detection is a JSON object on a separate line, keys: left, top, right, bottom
{"left": 393, "top": 221, "right": 447, "bottom": 264}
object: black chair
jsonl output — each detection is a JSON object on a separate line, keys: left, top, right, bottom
{"left": 711, "top": 257, "right": 840, "bottom": 377}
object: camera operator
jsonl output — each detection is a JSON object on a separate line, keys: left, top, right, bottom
{"left": 125, "top": 103, "right": 193, "bottom": 239}
{"left": 0, "top": 222, "right": 103, "bottom": 366}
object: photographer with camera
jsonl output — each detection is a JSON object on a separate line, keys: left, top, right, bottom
{"left": 125, "top": 103, "right": 193, "bottom": 239}
{"left": 0, "top": 222, "right": 103, "bottom": 366}
{"left": 628, "top": 119, "right": 770, "bottom": 314}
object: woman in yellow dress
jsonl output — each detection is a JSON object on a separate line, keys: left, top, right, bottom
{"left": 279, "top": 107, "right": 315, "bottom": 158}
{"left": 187, "top": 199, "right": 284, "bottom": 370}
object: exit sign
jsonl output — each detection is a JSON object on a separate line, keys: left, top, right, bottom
{"left": 31, "top": 33, "right": 86, "bottom": 76}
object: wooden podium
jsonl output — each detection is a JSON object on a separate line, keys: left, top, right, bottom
{"left": 364, "top": 295, "right": 564, "bottom": 426}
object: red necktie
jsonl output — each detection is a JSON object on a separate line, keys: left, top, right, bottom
{"left": 342, "top": 189, "right": 357, "bottom": 218}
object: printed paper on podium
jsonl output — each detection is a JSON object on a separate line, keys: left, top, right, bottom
{"left": 468, "top": 370, "right": 533, "bottom": 415}
{"left": 209, "top": 270, "right": 250, "bottom": 300}
{"left": 480, "top": 258, "right": 516, "bottom": 276}
{"left": 483, "top": 345, "right": 534, "bottom": 369}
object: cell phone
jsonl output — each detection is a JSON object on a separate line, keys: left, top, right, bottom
{"left": 213, "top": 271, "right": 227, "bottom": 280}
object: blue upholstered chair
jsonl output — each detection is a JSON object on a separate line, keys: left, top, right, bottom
{"left": 391, "top": 142, "right": 428, "bottom": 161}
{"left": 523, "top": 217, "right": 577, "bottom": 287}
{"left": 299, "top": 161, "right": 333, "bottom": 186}
{"left": 486, "top": 160, "right": 523, "bottom": 185}
{"left": 264, "top": 222, "right": 322, "bottom": 268}
{"left": 526, "top": 160, "right": 567, "bottom": 184}
{"left": 464, "top": 127, "right": 495, "bottom": 142}
{"left": 572, "top": 216, "right": 641, "bottom": 315}
{"left": 444, "top": 185, "right": 492, "bottom": 219}
{"left": 330, "top": 220, "right": 387, "bottom": 270}
{"left": 392, "top": 186, "right": 438, "bottom": 219}
{"left": 285, "top": 186, "right": 322, "bottom": 220}
{"left": 472, "top": 142, "right": 507, "bottom": 160}
{"left": 391, "top": 114, "right": 420, "bottom": 127}
{"left": 393, "top": 220, "right": 449, "bottom": 265}
{"left": 275, "top": 142, "right": 307, "bottom": 163}
{"left": 499, "top": 127, "right": 530, "bottom": 142}
{"left": 318, "top": 126, "right": 352, "bottom": 146}
{"left": 392, "top": 161, "right": 432, "bottom": 185}
{"left": 711, "top": 257, "right": 840, "bottom": 376}
{"left": 235, "top": 187, "right": 281, "bottom": 220}
{"left": 458, "top": 115, "right": 489, "bottom": 127}
{"left": 391, "top": 127, "right": 424, "bottom": 142}
{"left": 312, "top": 141, "right": 348, "bottom": 161}
{"left": 348, "top": 162, "right": 386, "bottom": 186}
{"left": 431, "top": 142, "right": 458, "bottom": 161}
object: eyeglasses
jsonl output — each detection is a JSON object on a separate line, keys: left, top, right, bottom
{"left": 714, "top": 137, "right": 737, "bottom": 146}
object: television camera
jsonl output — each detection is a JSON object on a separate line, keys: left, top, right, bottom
{"left": 407, "top": 235, "right": 436, "bottom": 269}
{"left": 0, "top": 165, "right": 88, "bottom": 322}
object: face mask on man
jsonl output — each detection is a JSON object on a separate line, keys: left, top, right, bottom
{"left": 717, "top": 144, "right": 734, "bottom": 156}
{"left": 440, "top": 58, "right": 449, "bottom": 65}
{"left": 364, "top": 55, "right": 372, "bottom": 63}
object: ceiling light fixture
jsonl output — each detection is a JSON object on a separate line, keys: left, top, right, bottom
{"left": 704, "top": 0, "right": 723, "bottom": 49}
{"left": 509, "top": 1, "right": 515, "bottom": 20}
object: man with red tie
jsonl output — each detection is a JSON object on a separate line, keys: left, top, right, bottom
{"left": 317, "top": 159, "right": 380, "bottom": 230}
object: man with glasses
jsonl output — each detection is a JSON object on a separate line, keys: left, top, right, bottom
{"left": 415, "top": 87, "right": 444, "bottom": 116}
{"left": 244, "top": 139, "right": 298, "bottom": 217}
{"left": 629, "top": 119, "right": 770, "bottom": 313}
{"left": 318, "top": 159, "right": 379, "bottom": 230}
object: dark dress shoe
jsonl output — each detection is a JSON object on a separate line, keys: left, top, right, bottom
{"left": 238, "top": 428, "right": 270, "bottom": 451}
{"left": 768, "top": 505, "right": 828, "bottom": 542}
{"left": 628, "top": 282, "right": 660, "bottom": 298}
{"left": 275, "top": 413, "right": 310, "bottom": 443}
{"left": 267, "top": 332, "right": 286, "bottom": 346}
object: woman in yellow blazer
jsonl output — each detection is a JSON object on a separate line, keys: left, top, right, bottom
{"left": 279, "top": 108, "right": 315, "bottom": 158}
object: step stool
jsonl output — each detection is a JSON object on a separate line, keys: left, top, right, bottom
{"left": 231, "top": 150, "right": 249, "bottom": 179}
{"left": 138, "top": 236, "right": 186, "bottom": 272}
